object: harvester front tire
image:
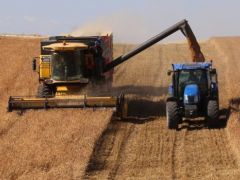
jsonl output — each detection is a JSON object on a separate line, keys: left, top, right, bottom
{"left": 37, "top": 84, "right": 53, "bottom": 98}
{"left": 166, "top": 101, "right": 180, "bottom": 130}
{"left": 207, "top": 100, "right": 219, "bottom": 127}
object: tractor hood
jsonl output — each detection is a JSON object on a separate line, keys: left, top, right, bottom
{"left": 184, "top": 84, "right": 200, "bottom": 104}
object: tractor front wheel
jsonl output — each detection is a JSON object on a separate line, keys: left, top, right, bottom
{"left": 166, "top": 101, "right": 180, "bottom": 129}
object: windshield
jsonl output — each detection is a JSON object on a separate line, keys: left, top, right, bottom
{"left": 51, "top": 51, "right": 84, "bottom": 81}
{"left": 178, "top": 69, "right": 208, "bottom": 96}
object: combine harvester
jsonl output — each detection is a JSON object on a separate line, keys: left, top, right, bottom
{"left": 8, "top": 19, "right": 218, "bottom": 128}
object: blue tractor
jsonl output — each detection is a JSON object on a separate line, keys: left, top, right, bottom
{"left": 166, "top": 62, "right": 219, "bottom": 129}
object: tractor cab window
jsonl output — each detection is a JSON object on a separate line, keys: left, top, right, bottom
{"left": 51, "top": 50, "right": 84, "bottom": 81}
{"left": 178, "top": 69, "right": 208, "bottom": 96}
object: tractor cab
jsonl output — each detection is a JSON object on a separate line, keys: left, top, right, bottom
{"left": 172, "top": 63, "right": 212, "bottom": 103}
{"left": 167, "top": 62, "right": 219, "bottom": 129}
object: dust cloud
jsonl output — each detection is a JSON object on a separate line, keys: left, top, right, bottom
{"left": 69, "top": 11, "right": 183, "bottom": 44}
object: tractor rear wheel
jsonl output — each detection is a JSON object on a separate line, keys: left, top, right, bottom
{"left": 207, "top": 100, "right": 219, "bottom": 127}
{"left": 37, "top": 83, "right": 53, "bottom": 98}
{"left": 166, "top": 101, "right": 180, "bottom": 129}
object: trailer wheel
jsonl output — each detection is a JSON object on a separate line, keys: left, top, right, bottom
{"left": 37, "top": 84, "right": 53, "bottom": 98}
{"left": 207, "top": 100, "right": 219, "bottom": 127}
{"left": 166, "top": 101, "right": 180, "bottom": 129}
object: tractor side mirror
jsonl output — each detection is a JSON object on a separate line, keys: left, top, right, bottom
{"left": 167, "top": 70, "right": 172, "bottom": 76}
{"left": 32, "top": 58, "right": 36, "bottom": 71}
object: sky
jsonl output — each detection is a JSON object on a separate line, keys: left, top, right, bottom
{"left": 0, "top": 0, "right": 240, "bottom": 43}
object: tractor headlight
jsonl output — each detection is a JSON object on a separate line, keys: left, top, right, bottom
{"left": 194, "top": 96, "right": 199, "bottom": 103}
{"left": 184, "top": 95, "right": 188, "bottom": 103}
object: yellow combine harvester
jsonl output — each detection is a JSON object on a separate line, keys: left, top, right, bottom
{"left": 8, "top": 33, "right": 128, "bottom": 115}
{"left": 8, "top": 19, "right": 205, "bottom": 118}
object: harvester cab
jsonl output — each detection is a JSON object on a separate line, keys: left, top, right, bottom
{"left": 33, "top": 34, "right": 113, "bottom": 97}
{"left": 166, "top": 62, "right": 219, "bottom": 129}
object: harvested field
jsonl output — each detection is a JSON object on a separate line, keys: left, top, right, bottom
{"left": 0, "top": 36, "right": 240, "bottom": 179}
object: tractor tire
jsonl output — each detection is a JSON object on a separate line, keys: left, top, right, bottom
{"left": 207, "top": 100, "right": 219, "bottom": 127}
{"left": 166, "top": 101, "right": 180, "bottom": 129}
{"left": 37, "top": 83, "right": 53, "bottom": 98}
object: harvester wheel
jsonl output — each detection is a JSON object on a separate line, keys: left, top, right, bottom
{"left": 37, "top": 84, "right": 53, "bottom": 98}
{"left": 166, "top": 101, "right": 180, "bottom": 129}
{"left": 207, "top": 100, "right": 219, "bottom": 127}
